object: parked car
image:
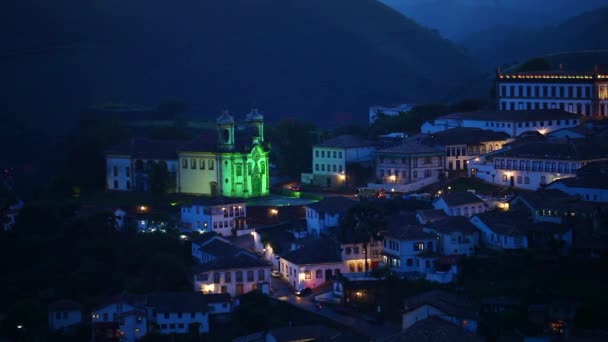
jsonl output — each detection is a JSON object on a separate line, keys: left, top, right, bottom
{"left": 271, "top": 270, "right": 281, "bottom": 278}
{"left": 295, "top": 287, "right": 312, "bottom": 297}
{"left": 291, "top": 184, "right": 301, "bottom": 191}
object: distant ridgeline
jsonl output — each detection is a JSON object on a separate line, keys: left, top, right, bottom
{"left": 84, "top": 102, "right": 184, "bottom": 122}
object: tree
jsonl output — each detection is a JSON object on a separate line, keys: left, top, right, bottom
{"left": 266, "top": 118, "right": 317, "bottom": 178}
{"left": 513, "top": 57, "right": 552, "bottom": 72}
{"left": 148, "top": 161, "right": 172, "bottom": 194}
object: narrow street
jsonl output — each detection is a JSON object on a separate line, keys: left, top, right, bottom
{"left": 269, "top": 277, "right": 400, "bottom": 340}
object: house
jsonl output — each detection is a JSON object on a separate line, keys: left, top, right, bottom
{"left": 191, "top": 233, "right": 241, "bottom": 263}
{"left": 470, "top": 211, "right": 529, "bottom": 250}
{"left": 495, "top": 67, "right": 608, "bottom": 117}
{"left": 146, "top": 292, "right": 210, "bottom": 335}
{"left": 74, "top": 206, "right": 127, "bottom": 231}
{"left": 381, "top": 220, "right": 437, "bottom": 275}
{"left": 423, "top": 216, "right": 480, "bottom": 256}
{"left": 251, "top": 222, "right": 300, "bottom": 270}
{"left": 305, "top": 196, "right": 357, "bottom": 236}
{"left": 301, "top": 134, "right": 375, "bottom": 188}
{"left": 415, "top": 209, "right": 449, "bottom": 224}
{"left": 91, "top": 296, "right": 148, "bottom": 342}
{"left": 371, "top": 142, "right": 445, "bottom": 193}
{"left": 468, "top": 139, "right": 608, "bottom": 191}
{"left": 181, "top": 199, "right": 248, "bottom": 235}
{"left": 382, "top": 316, "right": 482, "bottom": 342}
{"left": 178, "top": 109, "right": 270, "bottom": 197}
{"left": 420, "top": 109, "right": 582, "bottom": 137}
{"left": 193, "top": 254, "right": 272, "bottom": 297}
{"left": 106, "top": 137, "right": 185, "bottom": 192}
{"left": 546, "top": 160, "right": 608, "bottom": 202}
{"left": 279, "top": 239, "right": 344, "bottom": 290}
{"left": 48, "top": 300, "right": 83, "bottom": 333}
{"left": 433, "top": 192, "right": 487, "bottom": 217}
{"left": 401, "top": 290, "right": 479, "bottom": 333}
{"left": 203, "top": 293, "right": 232, "bottom": 316}
{"left": 341, "top": 238, "right": 383, "bottom": 273}
{"left": 421, "top": 127, "right": 512, "bottom": 172}
{"left": 511, "top": 189, "right": 599, "bottom": 224}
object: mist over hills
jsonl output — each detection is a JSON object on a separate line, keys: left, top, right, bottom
{"left": 459, "top": 7, "right": 608, "bottom": 68}
{"left": 2, "top": 0, "right": 483, "bottom": 131}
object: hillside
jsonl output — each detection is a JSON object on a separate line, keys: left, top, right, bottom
{"left": 380, "top": 0, "right": 608, "bottom": 41}
{"left": 1, "top": 0, "right": 483, "bottom": 131}
{"left": 460, "top": 7, "right": 608, "bottom": 68}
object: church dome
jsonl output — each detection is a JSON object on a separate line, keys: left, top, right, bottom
{"left": 245, "top": 108, "right": 264, "bottom": 122}
{"left": 216, "top": 110, "right": 235, "bottom": 125}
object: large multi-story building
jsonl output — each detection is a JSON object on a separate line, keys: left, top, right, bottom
{"left": 496, "top": 67, "right": 608, "bottom": 118}
{"left": 468, "top": 139, "right": 608, "bottom": 191}
{"left": 301, "top": 134, "right": 375, "bottom": 188}
{"left": 420, "top": 110, "right": 582, "bottom": 137}
{"left": 181, "top": 199, "right": 248, "bottom": 235}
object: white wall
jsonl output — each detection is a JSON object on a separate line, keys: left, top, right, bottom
{"left": 279, "top": 259, "right": 344, "bottom": 290}
{"left": 181, "top": 203, "right": 246, "bottom": 235}
{"left": 156, "top": 312, "right": 208, "bottom": 334}
{"left": 433, "top": 198, "right": 486, "bottom": 217}
{"left": 106, "top": 157, "right": 132, "bottom": 191}
{"left": 178, "top": 154, "right": 219, "bottom": 195}
{"left": 546, "top": 183, "right": 608, "bottom": 203}
{"left": 194, "top": 267, "right": 271, "bottom": 297}
{"left": 469, "top": 216, "right": 528, "bottom": 249}
{"left": 305, "top": 207, "right": 341, "bottom": 236}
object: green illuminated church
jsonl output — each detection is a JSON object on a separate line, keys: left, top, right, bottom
{"left": 178, "top": 109, "right": 270, "bottom": 198}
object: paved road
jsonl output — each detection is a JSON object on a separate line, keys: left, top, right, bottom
{"left": 269, "top": 277, "right": 400, "bottom": 340}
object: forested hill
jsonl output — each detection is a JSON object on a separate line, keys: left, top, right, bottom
{"left": 460, "top": 7, "right": 608, "bottom": 68}
{"left": 2, "top": 0, "right": 483, "bottom": 128}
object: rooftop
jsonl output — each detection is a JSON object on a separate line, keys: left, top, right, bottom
{"left": 402, "top": 290, "right": 479, "bottom": 320}
{"left": 386, "top": 217, "right": 435, "bottom": 241}
{"left": 425, "top": 216, "right": 479, "bottom": 235}
{"left": 548, "top": 160, "right": 608, "bottom": 190}
{"left": 280, "top": 239, "right": 342, "bottom": 265}
{"left": 305, "top": 196, "right": 357, "bottom": 216}
{"left": 268, "top": 324, "right": 346, "bottom": 342}
{"left": 193, "top": 254, "right": 271, "bottom": 273}
{"left": 422, "top": 127, "right": 510, "bottom": 146}
{"left": 378, "top": 141, "right": 444, "bottom": 155}
{"left": 440, "top": 109, "right": 581, "bottom": 123}
{"left": 48, "top": 300, "right": 82, "bottom": 312}
{"left": 198, "top": 239, "right": 250, "bottom": 259}
{"left": 489, "top": 140, "right": 608, "bottom": 161}
{"left": 416, "top": 209, "right": 449, "bottom": 224}
{"left": 146, "top": 292, "right": 209, "bottom": 314}
{"left": 437, "top": 192, "right": 484, "bottom": 207}
{"left": 315, "top": 134, "right": 373, "bottom": 148}
{"left": 381, "top": 316, "right": 482, "bottom": 342}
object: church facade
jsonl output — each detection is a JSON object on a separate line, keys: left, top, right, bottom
{"left": 177, "top": 109, "right": 270, "bottom": 198}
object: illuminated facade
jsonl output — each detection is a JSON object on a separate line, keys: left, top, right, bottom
{"left": 496, "top": 68, "right": 608, "bottom": 118}
{"left": 178, "top": 109, "right": 270, "bottom": 198}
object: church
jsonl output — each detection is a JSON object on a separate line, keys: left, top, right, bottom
{"left": 105, "top": 109, "right": 270, "bottom": 198}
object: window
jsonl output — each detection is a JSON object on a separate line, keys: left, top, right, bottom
{"left": 321, "top": 151, "right": 325, "bottom": 158}
{"left": 177, "top": 312, "right": 182, "bottom": 318}
{"left": 353, "top": 247, "right": 359, "bottom": 254}
{"left": 332, "top": 165, "right": 337, "bottom": 172}
{"left": 213, "top": 272, "right": 220, "bottom": 283}
{"left": 191, "top": 159, "right": 196, "bottom": 169}
{"left": 502, "top": 174, "right": 507, "bottom": 182}
{"left": 316, "top": 270, "right": 323, "bottom": 278}
{"left": 424, "top": 156, "right": 432, "bottom": 164}
{"left": 333, "top": 151, "right": 337, "bottom": 158}
{"left": 169, "top": 324, "right": 175, "bottom": 329}
{"left": 182, "top": 159, "right": 187, "bottom": 168}
{"left": 113, "top": 166, "right": 118, "bottom": 177}
{"left": 258, "top": 269, "right": 265, "bottom": 281}
{"left": 338, "top": 165, "right": 342, "bottom": 172}
{"left": 178, "top": 323, "right": 184, "bottom": 329}
{"left": 517, "top": 176, "right": 522, "bottom": 184}
{"left": 236, "top": 271, "right": 243, "bottom": 282}
{"left": 321, "top": 164, "right": 325, "bottom": 171}
{"left": 224, "top": 272, "right": 231, "bottom": 283}
{"left": 338, "top": 152, "right": 342, "bottom": 158}
{"left": 424, "top": 169, "right": 432, "bottom": 177}
{"left": 125, "top": 167, "right": 130, "bottom": 177}
{"left": 345, "top": 247, "right": 351, "bottom": 255}
{"left": 305, "top": 270, "right": 311, "bottom": 279}
{"left": 200, "top": 159, "right": 205, "bottom": 170}
{"left": 414, "top": 242, "right": 425, "bottom": 251}
{"left": 315, "top": 164, "right": 319, "bottom": 171}
{"left": 413, "top": 170, "right": 418, "bottom": 178}
{"left": 247, "top": 270, "right": 254, "bottom": 282}
{"left": 209, "top": 160, "right": 214, "bottom": 170}
{"left": 113, "top": 180, "right": 118, "bottom": 189}
{"left": 315, "top": 150, "right": 319, "bottom": 158}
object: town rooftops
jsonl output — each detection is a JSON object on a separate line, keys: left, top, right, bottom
{"left": 416, "top": 209, "right": 449, "bottom": 224}
{"left": 192, "top": 254, "right": 271, "bottom": 273}
{"left": 489, "top": 140, "right": 608, "bottom": 161}
{"left": 472, "top": 210, "right": 528, "bottom": 236}
{"left": 146, "top": 292, "right": 209, "bottom": 314}
{"left": 106, "top": 137, "right": 187, "bottom": 159}
{"left": 386, "top": 218, "right": 435, "bottom": 240}
{"left": 305, "top": 196, "right": 357, "bottom": 216}
{"left": 422, "top": 127, "right": 510, "bottom": 147}
{"left": 198, "top": 239, "right": 253, "bottom": 259}
{"left": 280, "top": 239, "right": 342, "bottom": 265}
{"left": 425, "top": 216, "right": 479, "bottom": 235}
{"left": 378, "top": 141, "right": 444, "bottom": 155}
{"left": 440, "top": 109, "right": 581, "bottom": 123}
{"left": 403, "top": 290, "right": 479, "bottom": 320}
{"left": 253, "top": 223, "right": 296, "bottom": 254}
{"left": 437, "top": 192, "right": 484, "bottom": 207}
{"left": 267, "top": 324, "right": 355, "bottom": 342}
{"left": 548, "top": 160, "right": 608, "bottom": 190}
{"left": 48, "top": 300, "right": 82, "bottom": 312}
{"left": 381, "top": 316, "right": 482, "bottom": 342}
{"left": 315, "top": 134, "right": 373, "bottom": 148}
{"left": 514, "top": 189, "right": 596, "bottom": 213}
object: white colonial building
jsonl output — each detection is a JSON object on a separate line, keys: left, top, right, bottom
{"left": 92, "top": 299, "right": 148, "bottom": 342}
{"left": 423, "top": 216, "right": 480, "bottom": 256}
{"left": 181, "top": 199, "right": 248, "bottom": 235}
{"left": 468, "top": 140, "right": 608, "bottom": 191}
{"left": 302, "top": 135, "right": 375, "bottom": 188}
{"left": 146, "top": 293, "right": 210, "bottom": 335}
{"left": 496, "top": 67, "right": 608, "bottom": 117}
{"left": 305, "top": 196, "right": 357, "bottom": 236}
{"left": 420, "top": 110, "right": 582, "bottom": 137}
{"left": 402, "top": 290, "right": 478, "bottom": 333}
{"left": 433, "top": 192, "right": 487, "bottom": 217}
{"left": 381, "top": 222, "right": 437, "bottom": 275}
{"left": 546, "top": 161, "right": 608, "bottom": 203}
{"left": 193, "top": 254, "right": 272, "bottom": 297}
{"left": 279, "top": 241, "right": 344, "bottom": 290}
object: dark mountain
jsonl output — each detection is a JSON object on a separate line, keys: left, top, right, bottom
{"left": 1, "top": 0, "right": 483, "bottom": 131}
{"left": 380, "top": 0, "right": 608, "bottom": 41}
{"left": 460, "top": 7, "right": 608, "bottom": 68}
